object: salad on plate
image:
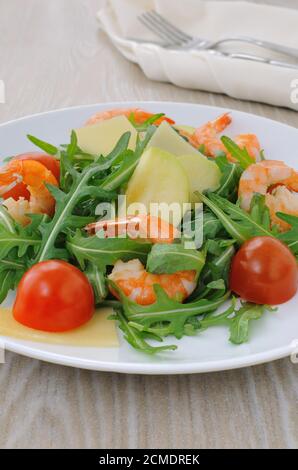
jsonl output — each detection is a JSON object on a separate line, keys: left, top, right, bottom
{"left": 0, "top": 106, "right": 297, "bottom": 354}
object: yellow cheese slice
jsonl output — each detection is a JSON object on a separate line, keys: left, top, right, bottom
{"left": 146, "top": 121, "right": 199, "bottom": 156}
{"left": 0, "top": 307, "right": 119, "bottom": 347}
{"left": 75, "top": 115, "right": 137, "bottom": 156}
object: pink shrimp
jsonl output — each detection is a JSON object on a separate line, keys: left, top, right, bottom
{"left": 233, "top": 134, "right": 261, "bottom": 161}
{"left": 238, "top": 160, "right": 298, "bottom": 231}
{"left": 189, "top": 113, "right": 232, "bottom": 156}
{"left": 180, "top": 113, "right": 261, "bottom": 162}
{"left": 0, "top": 160, "right": 58, "bottom": 226}
{"left": 85, "top": 108, "right": 175, "bottom": 126}
{"left": 108, "top": 259, "right": 197, "bottom": 306}
{"left": 86, "top": 214, "right": 178, "bottom": 244}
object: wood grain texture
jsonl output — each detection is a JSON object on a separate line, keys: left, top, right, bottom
{"left": 0, "top": 0, "right": 297, "bottom": 449}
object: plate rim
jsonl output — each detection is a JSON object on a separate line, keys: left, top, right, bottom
{"left": 1, "top": 336, "right": 294, "bottom": 374}
{"left": 0, "top": 100, "right": 297, "bottom": 374}
{"left": 1, "top": 100, "right": 297, "bottom": 134}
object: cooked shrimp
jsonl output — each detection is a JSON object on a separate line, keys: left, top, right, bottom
{"left": 189, "top": 113, "right": 232, "bottom": 157}
{"left": 86, "top": 108, "right": 175, "bottom": 126}
{"left": 0, "top": 160, "right": 58, "bottom": 225}
{"left": 86, "top": 215, "right": 178, "bottom": 244}
{"left": 238, "top": 160, "right": 298, "bottom": 231}
{"left": 233, "top": 134, "right": 261, "bottom": 160}
{"left": 181, "top": 113, "right": 260, "bottom": 161}
{"left": 108, "top": 259, "right": 197, "bottom": 305}
{"left": 266, "top": 186, "right": 298, "bottom": 230}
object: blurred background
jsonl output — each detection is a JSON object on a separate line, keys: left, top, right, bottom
{"left": 1, "top": 0, "right": 297, "bottom": 124}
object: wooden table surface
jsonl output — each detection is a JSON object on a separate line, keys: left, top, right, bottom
{"left": 0, "top": 0, "right": 297, "bottom": 449}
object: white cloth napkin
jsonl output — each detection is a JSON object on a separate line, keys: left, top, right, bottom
{"left": 97, "top": 0, "right": 298, "bottom": 111}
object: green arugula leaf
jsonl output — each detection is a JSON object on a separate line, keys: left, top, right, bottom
{"left": 215, "top": 155, "right": 243, "bottom": 200}
{"left": 0, "top": 226, "right": 41, "bottom": 260}
{"left": 221, "top": 136, "right": 255, "bottom": 169}
{"left": 103, "top": 131, "right": 132, "bottom": 165}
{"left": 181, "top": 209, "right": 224, "bottom": 244}
{"left": 201, "top": 212, "right": 224, "bottom": 240}
{"left": 249, "top": 193, "right": 271, "bottom": 231}
{"left": 0, "top": 252, "right": 26, "bottom": 303}
{"left": 0, "top": 256, "right": 25, "bottom": 273}
{"left": 35, "top": 161, "right": 116, "bottom": 262}
{"left": 36, "top": 180, "right": 116, "bottom": 262}
{"left": 66, "top": 130, "right": 78, "bottom": 158}
{"left": 23, "top": 213, "right": 50, "bottom": 233}
{"left": 204, "top": 245, "right": 235, "bottom": 283}
{"left": 0, "top": 206, "right": 15, "bottom": 233}
{"left": 0, "top": 212, "right": 47, "bottom": 303}
{"left": 27, "top": 134, "right": 58, "bottom": 155}
{"left": 100, "top": 150, "right": 137, "bottom": 191}
{"left": 206, "top": 279, "right": 225, "bottom": 290}
{"left": 147, "top": 243, "right": 205, "bottom": 274}
{"left": 111, "top": 281, "right": 230, "bottom": 339}
{"left": 60, "top": 131, "right": 131, "bottom": 192}
{"left": 198, "top": 192, "right": 272, "bottom": 244}
{"left": 199, "top": 297, "right": 237, "bottom": 329}
{"left": 189, "top": 244, "right": 235, "bottom": 301}
{"left": 198, "top": 192, "right": 250, "bottom": 243}
{"left": 62, "top": 132, "right": 133, "bottom": 215}
{"left": 17, "top": 129, "right": 157, "bottom": 265}
{"left": 67, "top": 230, "right": 152, "bottom": 271}
{"left": 60, "top": 131, "right": 133, "bottom": 192}
{"left": 276, "top": 213, "right": 298, "bottom": 255}
{"left": 64, "top": 215, "right": 95, "bottom": 230}
{"left": 229, "top": 303, "right": 267, "bottom": 344}
{"left": 205, "top": 239, "right": 224, "bottom": 256}
{"left": 85, "top": 263, "right": 108, "bottom": 304}
{"left": 100, "top": 126, "right": 156, "bottom": 192}
{"left": 128, "top": 113, "right": 165, "bottom": 132}
{"left": 113, "top": 309, "right": 177, "bottom": 354}
{"left": 0, "top": 269, "right": 16, "bottom": 303}
{"left": 2, "top": 156, "right": 14, "bottom": 163}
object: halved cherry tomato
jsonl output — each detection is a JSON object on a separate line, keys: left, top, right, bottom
{"left": 1, "top": 182, "right": 30, "bottom": 201}
{"left": 13, "top": 260, "right": 94, "bottom": 332}
{"left": 229, "top": 236, "right": 298, "bottom": 305}
{"left": 2, "top": 152, "right": 60, "bottom": 201}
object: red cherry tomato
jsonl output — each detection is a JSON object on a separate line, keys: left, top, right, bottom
{"left": 1, "top": 182, "right": 30, "bottom": 201}
{"left": 229, "top": 236, "right": 298, "bottom": 305}
{"left": 13, "top": 260, "right": 94, "bottom": 332}
{"left": 2, "top": 153, "right": 60, "bottom": 201}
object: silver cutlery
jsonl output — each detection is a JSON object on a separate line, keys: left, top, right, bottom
{"left": 207, "top": 50, "right": 298, "bottom": 70}
{"left": 128, "top": 37, "right": 298, "bottom": 69}
{"left": 138, "top": 10, "right": 298, "bottom": 60}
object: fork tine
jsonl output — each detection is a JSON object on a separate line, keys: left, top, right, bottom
{"left": 140, "top": 12, "right": 180, "bottom": 44}
{"left": 148, "top": 10, "right": 192, "bottom": 42}
{"left": 144, "top": 12, "right": 183, "bottom": 44}
{"left": 138, "top": 14, "right": 174, "bottom": 43}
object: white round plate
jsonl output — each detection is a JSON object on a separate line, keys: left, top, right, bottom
{"left": 0, "top": 101, "right": 297, "bottom": 374}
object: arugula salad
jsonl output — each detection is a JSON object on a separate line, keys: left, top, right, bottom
{"left": 0, "top": 107, "right": 297, "bottom": 354}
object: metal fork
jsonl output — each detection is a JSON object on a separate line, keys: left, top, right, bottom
{"left": 139, "top": 10, "right": 298, "bottom": 60}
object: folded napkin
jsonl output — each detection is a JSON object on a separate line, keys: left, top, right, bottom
{"left": 97, "top": 0, "right": 298, "bottom": 111}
